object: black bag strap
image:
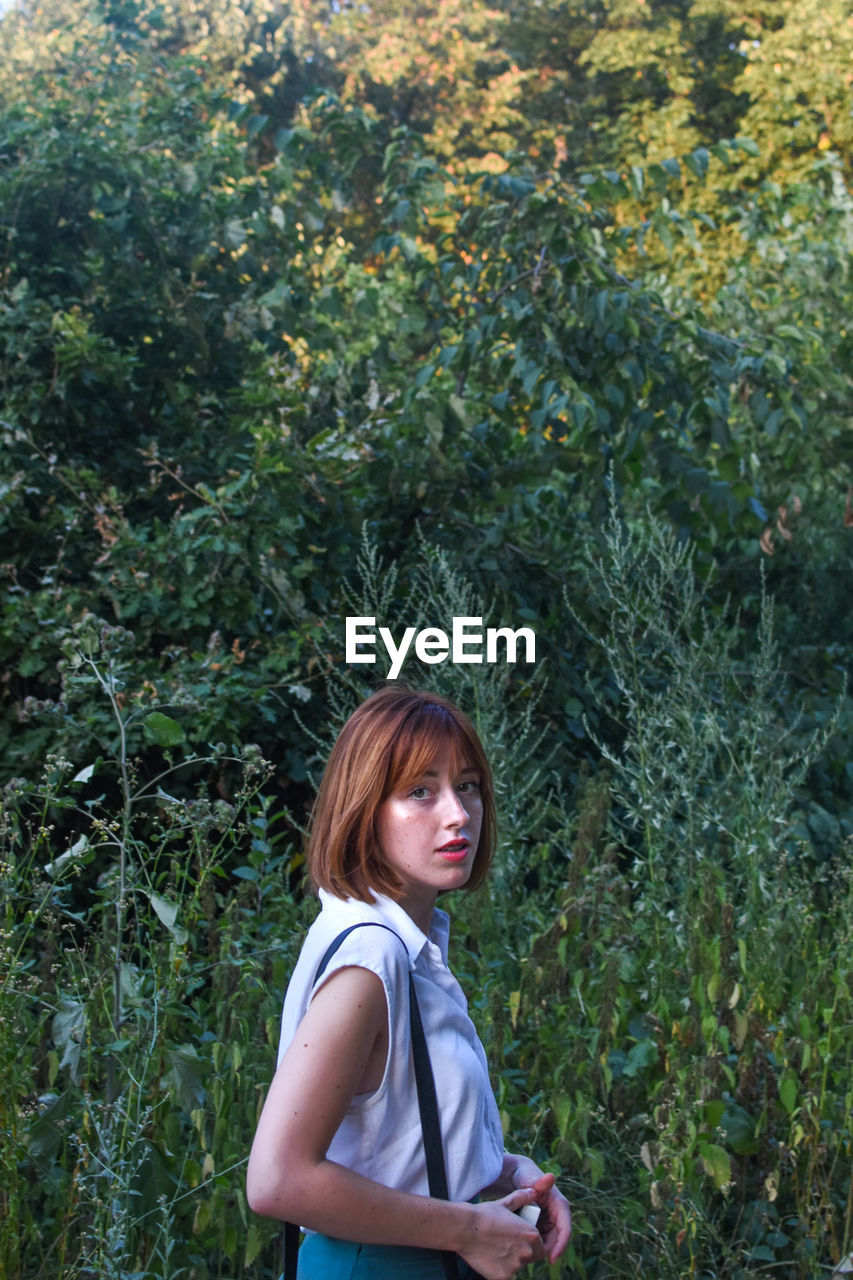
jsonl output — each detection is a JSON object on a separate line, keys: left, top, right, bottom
{"left": 407, "top": 965, "right": 460, "bottom": 1280}
{"left": 282, "top": 922, "right": 459, "bottom": 1280}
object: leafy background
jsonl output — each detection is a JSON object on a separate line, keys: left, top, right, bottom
{"left": 1, "top": 0, "right": 851, "bottom": 1275}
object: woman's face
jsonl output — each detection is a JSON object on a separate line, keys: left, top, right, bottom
{"left": 375, "top": 740, "right": 483, "bottom": 932}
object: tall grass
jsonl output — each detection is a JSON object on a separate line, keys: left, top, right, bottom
{"left": 2, "top": 527, "right": 849, "bottom": 1278}
{"left": 0, "top": 619, "right": 308, "bottom": 1278}
{"left": 498, "top": 511, "right": 851, "bottom": 1278}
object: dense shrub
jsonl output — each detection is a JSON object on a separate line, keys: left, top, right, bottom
{"left": 3, "top": 538, "right": 850, "bottom": 1278}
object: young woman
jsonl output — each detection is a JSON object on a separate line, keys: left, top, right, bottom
{"left": 247, "top": 686, "right": 572, "bottom": 1280}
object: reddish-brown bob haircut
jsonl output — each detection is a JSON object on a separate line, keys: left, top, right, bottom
{"left": 306, "top": 686, "right": 496, "bottom": 903}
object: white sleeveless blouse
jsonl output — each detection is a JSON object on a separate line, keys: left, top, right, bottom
{"left": 276, "top": 889, "right": 505, "bottom": 1204}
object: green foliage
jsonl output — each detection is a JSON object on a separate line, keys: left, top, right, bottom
{"left": 570, "top": 505, "right": 844, "bottom": 903}
{"left": 1, "top": 534, "right": 851, "bottom": 1278}
{"left": 1, "top": 0, "right": 851, "bottom": 1274}
{"left": 462, "top": 523, "right": 853, "bottom": 1278}
{"left": 325, "top": 527, "right": 551, "bottom": 841}
{"left": 328, "top": 537, "right": 853, "bottom": 1277}
{"left": 566, "top": 0, "right": 853, "bottom": 184}
{"left": 0, "top": 44, "right": 267, "bottom": 469}
{"left": 0, "top": 27, "right": 347, "bottom": 776}
{"left": 0, "top": 619, "right": 308, "bottom": 1278}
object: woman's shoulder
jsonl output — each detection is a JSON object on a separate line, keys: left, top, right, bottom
{"left": 316, "top": 911, "right": 410, "bottom": 982}
{"left": 278, "top": 894, "right": 409, "bottom": 1065}
{"left": 296, "top": 891, "right": 410, "bottom": 984}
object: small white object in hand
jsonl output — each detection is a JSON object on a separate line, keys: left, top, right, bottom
{"left": 517, "top": 1203, "right": 541, "bottom": 1228}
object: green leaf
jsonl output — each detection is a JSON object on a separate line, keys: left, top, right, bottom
{"left": 778, "top": 1068, "right": 798, "bottom": 1116}
{"left": 27, "top": 1092, "right": 70, "bottom": 1161}
{"left": 144, "top": 712, "right": 185, "bottom": 748}
{"left": 699, "top": 1141, "right": 731, "bottom": 1190}
{"left": 685, "top": 147, "right": 709, "bottom": 179}
{"left": 623, "top": 1039, "right": 657, "bottom": 1078}
{"left": 149, "top": 892, "right": 178, "bottom": 930}
{"left": 553, "top": 1093, "right": 572, "bottom": 1139}
{"left": 149, "top": 892, "right": 189, "bottom": 945}
{"left": 246, "top": 113, "right": 270, "bottom": 141}
{"left": 162, "top": 1045, "right": 207, "bottom": 1111}
{"left": 52, "top": 998, "right": 87, "bottom": 1083}
{"left": 721, "top": 1102, "right": 759, "bottom": 1155}
{"left": 703, "top": 1099, "right": 725, "bottom": 1129}
{"left": 245, "top": 1220, "right": 264, "bottom": 1266}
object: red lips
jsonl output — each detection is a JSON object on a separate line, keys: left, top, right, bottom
{"left": 438, "top": 839, "right": 469, "bottom": 853}
{"left": 437, "top": 839, "right": 470, "bottom": 862}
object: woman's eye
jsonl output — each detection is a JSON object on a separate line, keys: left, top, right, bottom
{"left": 409, "top": 786, "right": 430, "bottom": 799}
{"left": 458, "top": 779, "right": 479, "bottom": 793}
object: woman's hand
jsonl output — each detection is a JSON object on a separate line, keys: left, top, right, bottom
{"left": 510, "top": 1166, "right": 572, "bottom": 1266}
{"left": 458, "top": 1189, "right": 545, "bottom": 1280}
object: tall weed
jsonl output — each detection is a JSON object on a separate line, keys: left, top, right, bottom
{"left": 3, "top": 530, "right": 849, "bottom": 1278}
{"left": 0, "top": 617, "right": 306, "bottom": 1278}
{"left": 304, "top": 525, "right": 852, "bottom": 1277}
{"left": 530, "top": 509, "right": 851, "bottom": 1276}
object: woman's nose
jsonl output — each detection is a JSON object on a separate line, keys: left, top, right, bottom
{"left": 443, "top": 788, "right": 469, "bottom": 825}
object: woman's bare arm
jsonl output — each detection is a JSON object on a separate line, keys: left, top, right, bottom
{"left": 246, "top": 965, "right": 543, "bottom": 1278}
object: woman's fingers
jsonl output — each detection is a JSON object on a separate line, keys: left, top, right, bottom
{"left": 506, "top": 1172, "right": 573, "bottom": 1265}
{"left": 460, "top": 1196, "right": 545, "bottom": 1278}
{"left": 530, "top": 1171, "right": 555, "bottom": 1196}
{"left": 501, "top": 1186, "right": 540, "bottom": 1214}
{"left": 539, "top": 1187, "right": 572, "bottom": 1262}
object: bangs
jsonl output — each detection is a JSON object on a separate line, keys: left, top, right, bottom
{"left": 385, "top": 702, "right": 482, "bottom": 794}
{"left": 308, "top": 685, "right": 496, "bottom": 902}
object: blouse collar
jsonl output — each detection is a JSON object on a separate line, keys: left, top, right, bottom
{"left": 318, "top": 887, "right": 451, "bottom": 967}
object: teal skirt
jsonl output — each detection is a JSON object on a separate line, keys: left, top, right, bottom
{"left": 296, "top": 1232, "right": 476, "bottom": 1278}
